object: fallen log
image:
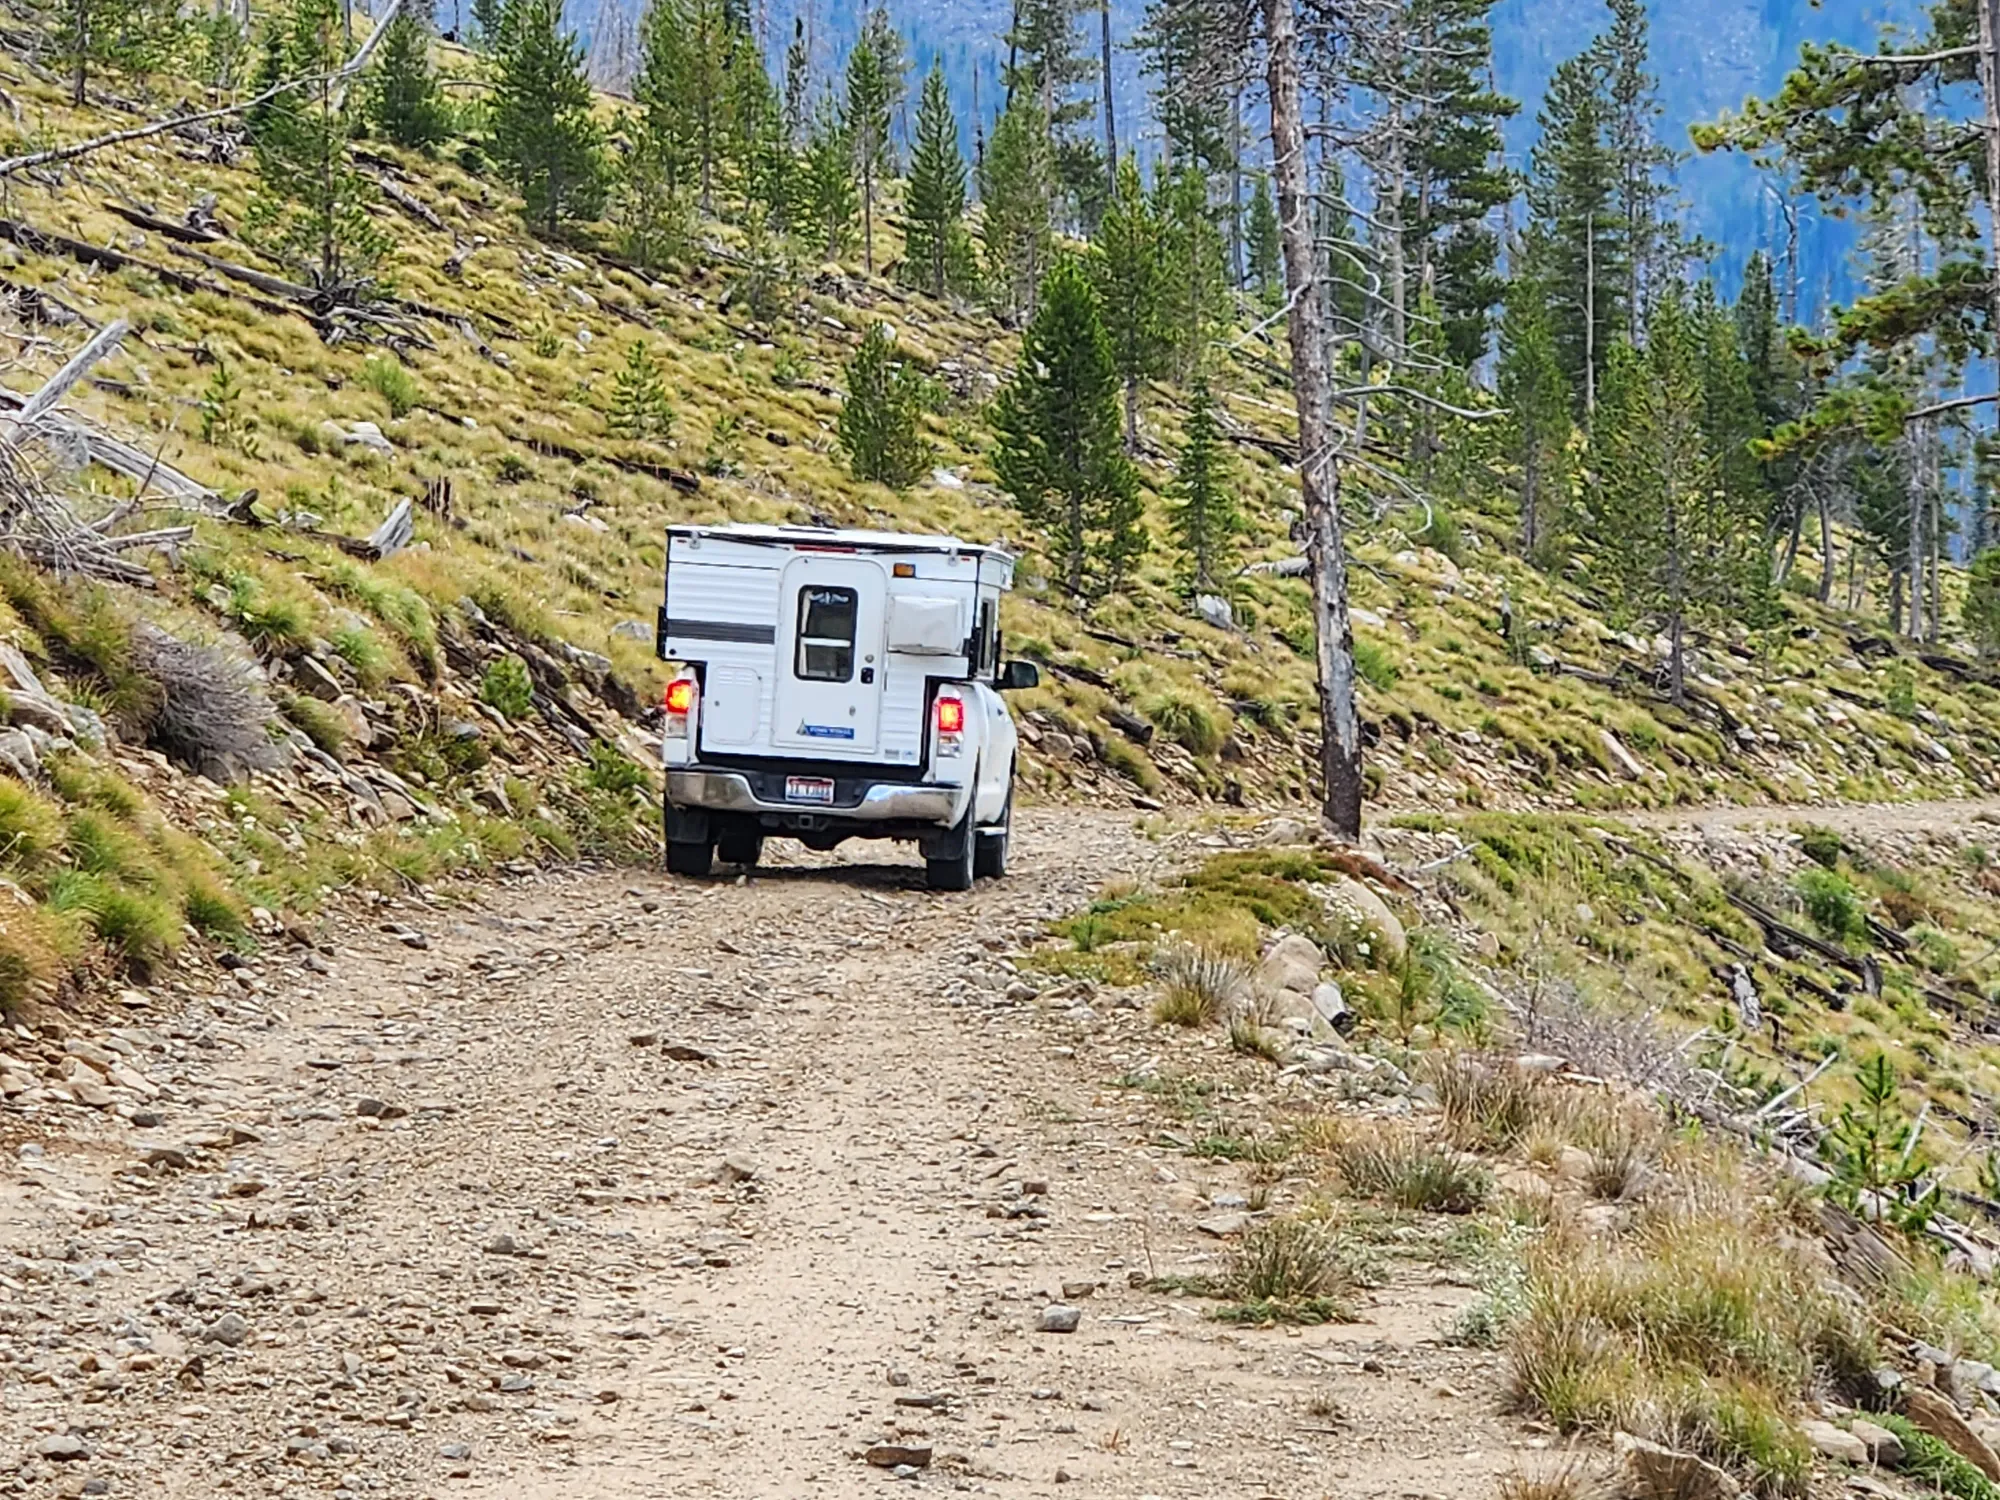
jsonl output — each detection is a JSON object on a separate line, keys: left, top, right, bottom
{"left": 0, "top": 274, "right": 92, "bottom": 327}
{"left": 373, "top": 175, "right": 444, "bottom": 232}
{"left": 332, "top": 496, "right": 413, "bottom": 560}
{"left": 101, "top": 198, "right": 224, "bottom": 244}
{"left": 0, "top": 217, "right": 308, "bottom": 327}
{"left": 0, "top": 389, "right": 221, "bottom": 510}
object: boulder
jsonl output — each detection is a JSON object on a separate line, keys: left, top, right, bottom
{"left": 1904, "top": 1386, "right": 2000, "bottom": 1481}
{"left": 0, "top": 727, "right": 37, "bottom": 781}
{"left": 1323, "top": 877, "right": 1407, "bottom": 962}
{"left": 1799, "top": 1420, "right": 1866, "bottom": 1465}
{"left": 1849, "top": 1418, "right": 1904, "bottom": 1466}
{"left": 1614, "top": 1432, "right": 1741, "bottom": 1500}
{"left": 1195, "top": 593, "right": 1234, "bottom": 631}
{"left": 1310, "top": 982, "right": 1354, "bottom": 1033}
{"left": 1254, "top": 933, "right": 1324, "bottom": 1001}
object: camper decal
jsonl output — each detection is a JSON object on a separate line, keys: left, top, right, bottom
{"left": 800, "top": 723, "right": 857, "bottom": 740}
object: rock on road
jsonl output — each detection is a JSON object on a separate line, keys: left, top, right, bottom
{"left": 2, "top": 809, "right": 1520, "bottom": 1499}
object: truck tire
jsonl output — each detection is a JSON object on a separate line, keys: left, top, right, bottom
{"left": 925, "top": 808, "right": 976, "bottom": 893}
{"left": 717, "top": 827, "right": 764, "bottom": 867}
{"left": 666, "top": 839, "right": 714, "bottom": 877}
{"left": 974, "top": 780, "right": 1012, "bottom": 880}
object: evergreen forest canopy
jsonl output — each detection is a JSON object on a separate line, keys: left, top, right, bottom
{"left": 11, "top": 0, "right": 2000, "bottom": 841}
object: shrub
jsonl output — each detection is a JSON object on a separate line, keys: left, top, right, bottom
{"left": 129, "top": 625, "right": 284, "bottom": 780}
{"left": 1876, "top": 1415, "right": 2000, "bottom": 1500}
{"left": 1966, "top": 549, "right": 2000, "bottom": 659}
{"left": 480, "top": 654, "right": 535, "bottom": 719}
{"left": 222, "top": 573, "right": 315, "bottom": 654}
{"left": 495, "top": 453, "right": 534, "bottom": 483}
{"left": 329, "top": 626, "right": 393, "bottom": 686}
{"left": 1796, "top": 867, "right": 1864, "bottom": 945}
{"left": 583, "top": 742, "right": 648, "bottom": 795}
{"left": 1139, "top": 688, "right": 1227, "bottom": 757}
{"left": 1153, "top": 941, "right": 1245, "bottom": 1027}
{"left": 360, "top": 356, "right": 420, "bottom": 419}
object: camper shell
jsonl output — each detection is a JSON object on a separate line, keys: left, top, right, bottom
{"left": 655, "top": 523, "right": 1038, "bottom": 889}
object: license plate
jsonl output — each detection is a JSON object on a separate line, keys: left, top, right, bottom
{"left": 785, "top": 776, "right": 835, "bottom": 805}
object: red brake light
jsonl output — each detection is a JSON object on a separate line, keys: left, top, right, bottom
{"left": 664, "top": 678, "right": 697, "bottom": 715}
{"left": 936, "top": 696, "right": 965, "bottom": 735}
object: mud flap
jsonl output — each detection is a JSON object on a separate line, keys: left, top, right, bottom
{"left": 665, "top": 803, "right": 711, "bottom": 844}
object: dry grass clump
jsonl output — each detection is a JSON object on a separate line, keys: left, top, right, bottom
{"left": 1152, "top": 940, "right": 1247, "bottom": 1027}
{"left": 1430, "top": 1050, "right": 1546, "bottom": 1152}
{"left": 1219, "top": 1215, "right": 1377, "bottom": 1324}
{"left": 1331, "top": 1122, "right": 1492, "bottom": 1214}
{"left": 1504, "top": 1185, "right": 1877, "bottom": 1494}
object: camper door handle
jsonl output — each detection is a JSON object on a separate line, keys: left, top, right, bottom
{"left": 861, "top": 667, "right": 875, "bottom": 684}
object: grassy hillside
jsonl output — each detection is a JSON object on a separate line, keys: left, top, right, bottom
{"left": 0, "top": 44, "right": 1997, "bottom": 1020}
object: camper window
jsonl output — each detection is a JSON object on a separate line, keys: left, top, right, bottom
{"left": 977, "top": 598, "right": 999, "bottom": 676}
{"left": 796, "top": 586, "right": 858, "bottom": 682}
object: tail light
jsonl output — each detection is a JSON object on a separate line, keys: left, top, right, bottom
{"left": 935, "top": 691, "right": 965, "bottom": 757}
{"left": 663, "top": 674, "right": 698, "bottom": 738}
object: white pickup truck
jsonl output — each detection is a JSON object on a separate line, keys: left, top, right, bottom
{"left": 655, "top": 524, "right": 1040, "bottom": 890}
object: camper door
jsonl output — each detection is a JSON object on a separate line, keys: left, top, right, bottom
{"left": 772, "top": 554, "right": 887, "bottom": 755}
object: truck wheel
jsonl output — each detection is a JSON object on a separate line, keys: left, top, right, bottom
{"left": 925, "top": 809, "right": 976, "bottom": 893}
{"left": 666, "top": 839, "right": 713, "bottom": 877}
{"left": 717, "top": 827, "right": 764, "bottom": 867}
{"left": 974, "top": 781, "right": 1012, "bottom": 880}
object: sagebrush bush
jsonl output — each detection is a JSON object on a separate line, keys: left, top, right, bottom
{"left": 130, "top": 625, "right": 284, "bottom": 780}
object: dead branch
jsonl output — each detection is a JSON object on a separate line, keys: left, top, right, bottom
{"left": 373, "top": 175, "right": 445, "bottom": 232}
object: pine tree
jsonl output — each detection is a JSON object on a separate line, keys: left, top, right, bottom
{"left": 470, "top": 0, "right": 504, "bottom": 49}
{"left": 1154, "top": 164, "right": 1227, "bottom": 381}
{"left": 615, "top": 137, "right": 695, "bottom": 272}
{"left": 1088, "top": 158, "right": 1171, "bottom": 453}
{"left": 859, "top": 7, "right": 910, "bottom": 130}
{"left": 50, "top": 0, "right": 180, "bottom": 105}
{"left": 1497, "top": 269, "right": 1572, "bottom": 559}
{"left": 1246, "top": 173, "right": 1281, "bottom": 304}
{"left": 245, "top": 0, "right": 387, "bottom": 293}
{"left": 979, "top": 95, "right": 1055, "bottom": 322}
{"left": 1168, "top": 374, "right": 1239, "bottom": 592}
{"left": 367, "top": 8, "right": 450, "bottom": 152}
{"left": 844, "top": 33, "right": 893, "bottom": 275}
{"left": 609, "top": 340, "right": 676, "bottom": 440}
{"left": 1006, "top": 0, "right": 1101, "bottom": 228}
{"left": 729, "top": 40, "right": 791, "bottom": 229}
{"left": 490, "top": 0, "right": 606, "bottom": 235}
{"left": 1595, "top": 0, "right": 1680, "bottom": 324}
{"left": 1135, "top": 0, "right": 1246, "bottom": 175}
{"left": 1694, "top": 281, "right": 1764, "bottom": 537}
{"left": 635, "top": 0, "right": 739, "bottom": 215}
{"left": 903, "top": 62, "right": 977, "bottom": 300}
{"left": 1393, "top": 0, "right": 1517, "bottom": 365}
{"left": 1965, "top": 549, "right": 2000, "bottom": 657}
{"left": 838, "top": 323, "right": 933, "bottom": 489}
{"left": 801, "top": 103, "right": 856, "bottom": 259}
{"left": 782, "top": 18, "right": 810, "bottom": 146}
{"left": 1585, "top": 288, "right": 1768, "bottom": 703}
{"left": 1526, "top": 52, "right": 1623, "bottom": 415}
{"left": 992, "top": 257, "right": 1145, "bottom": 597}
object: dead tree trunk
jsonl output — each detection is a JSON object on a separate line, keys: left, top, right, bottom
{"left": 1099, "top": 0, "right": 1118, "bottom": 197}
{"left": 1266, "top": 0, "right": 1364, "bottom": 841}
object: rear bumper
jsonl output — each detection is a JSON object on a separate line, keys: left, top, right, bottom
{"left": 666, "top": 768, "right": 965, "bottom": 825}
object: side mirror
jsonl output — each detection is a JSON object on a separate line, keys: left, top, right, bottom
{"left": 997, "top": 659, "right": 1040, "bottom": 692}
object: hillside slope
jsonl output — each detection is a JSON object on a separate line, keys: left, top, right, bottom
{"left": 0, "top": 50, "right": 1995, "bottom": 1021}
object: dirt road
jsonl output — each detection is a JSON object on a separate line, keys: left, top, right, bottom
{"left": 1, "top": 808, "right": 1526, "bottom": 1500}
